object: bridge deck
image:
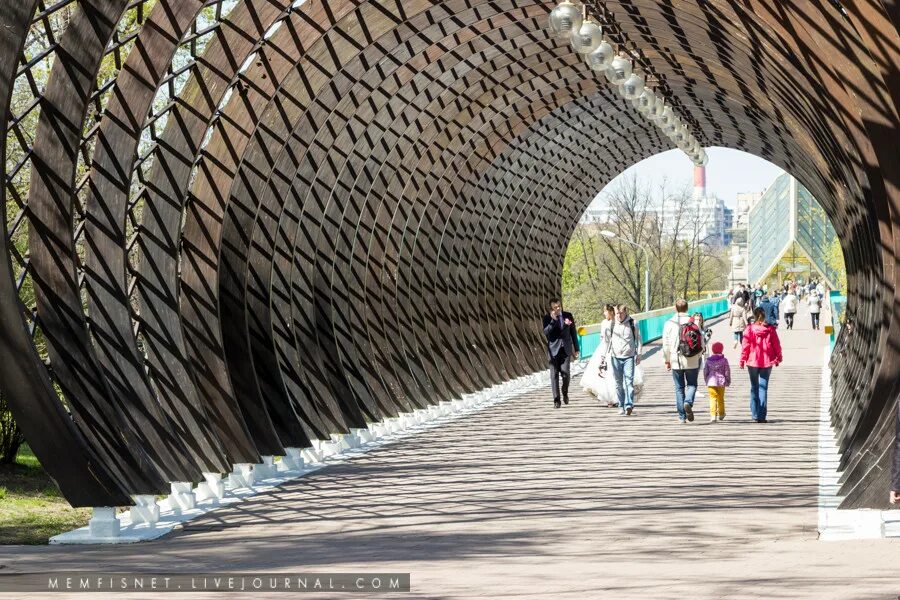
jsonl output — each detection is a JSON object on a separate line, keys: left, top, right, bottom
{"left": 3, "top": 303, "right": 900, "bottom": 599}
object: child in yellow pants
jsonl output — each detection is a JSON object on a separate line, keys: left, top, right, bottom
{"left": 703, "top": 341, "right": 731, "bottom": 422}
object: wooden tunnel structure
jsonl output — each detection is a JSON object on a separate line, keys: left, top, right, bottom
{"left": 0, "top": 1, "right": 897, "bottom": 509}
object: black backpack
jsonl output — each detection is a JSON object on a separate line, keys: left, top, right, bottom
{"left": 676, "top": 317, "right": 704, "bottom": 357}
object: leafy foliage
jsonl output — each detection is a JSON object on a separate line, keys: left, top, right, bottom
{"left": 562, "top": 174, "right": 729, "bottom": 324}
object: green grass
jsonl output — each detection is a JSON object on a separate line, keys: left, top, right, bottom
{"left": 0, "top": 444, "right": 90, "bottom": 544}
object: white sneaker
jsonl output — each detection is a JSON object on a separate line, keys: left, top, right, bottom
{"left": 618, "top": 408, "right": 626, "bottom": 416}
{"left": 709, "top": 415, "right": 717, "bottom": 423}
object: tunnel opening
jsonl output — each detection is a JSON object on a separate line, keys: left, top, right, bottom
{"left": 0, "top": 0, "right": 895, "bottom": 516}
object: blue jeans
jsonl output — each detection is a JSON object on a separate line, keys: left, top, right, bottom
{"left": 610, "top": 356, "right": 635, "bottom": 409}
{"left": 733, "top": 331, "right": 743, "bottom": 344}
{"left": 672, "top": 368, "right": 699, "bottom": 420}
{"left": 748, "top": 366, "right": 772, "bottom": 420}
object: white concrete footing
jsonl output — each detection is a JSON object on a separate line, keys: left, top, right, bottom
{"left": 367, "top": 422, "right": 387, "bottom": 439}
{"left": 330, "top": 433, "right": 357, "bottom": 451}
{"left": 128, "top": 495, "right": 160, "bottom": 525}
{"left": 251, "top": 456, "right": 277, "bottom": 484}
{"left": 162, "top": 481, "right": 196, "bottom": 514}
{"left": 313, "top": 438, "right": 342, "bottom": 458}
{"left": 89, "top": 507, "right": 120, "bottom": 539}
{"left": 281, "top": 448, "right": 305, "bottom": 472}
{"left": 301, "top": 446, "right": 323, "bottom": 464}
{"left": 227, "top": 463, "right": 254, "bottom": 490}
{"left": 352, "top": 427, "right": 373, "bottom": 444}
{"left": 195, "top": 472, "right": 225, "bottom": 503}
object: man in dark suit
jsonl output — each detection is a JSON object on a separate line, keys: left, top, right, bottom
{"left": 542, "top": 298, "right": 580, "bottom": 409}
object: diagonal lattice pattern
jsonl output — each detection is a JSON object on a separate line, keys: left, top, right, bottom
{"left": 0, "top": 1, "right": 898, "bottom": 509}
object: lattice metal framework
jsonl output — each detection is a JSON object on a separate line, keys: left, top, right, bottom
{"left": 748, "top": 173, "right": 840, "bottom": 288}
{"left": 0, "top": 1, "right": 898, "bottom": 509}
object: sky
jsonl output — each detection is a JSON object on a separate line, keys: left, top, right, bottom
{"left": 589, "top": 146, "right": 785, "bottom": 209}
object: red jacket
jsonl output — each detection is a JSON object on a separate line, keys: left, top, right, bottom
{"left": 740, "top": 323, "right": 783, "bottom": 368}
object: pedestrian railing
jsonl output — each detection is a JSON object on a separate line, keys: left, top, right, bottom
{"left": 827, "top": 290, "right": 846, "bottom": 351}
{"left": 577, "top": 295, "right": 731, "bottom": 359}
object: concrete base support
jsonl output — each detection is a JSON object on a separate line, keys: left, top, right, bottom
{"left": 369, "top": 422, "right": 390, "bottom": 438}
{"left": 195, "top": 472, "right": 225, "bottom": 503}
{"left": 313, "top": 438, "right": 340, "bottom": 458}
{"left": 227, "top": 463, "right": 254, "bottom": 489}
{"left": 330, "top": 433, "right": 355, "bottom": 451}
{"left": 352, "top": 428, "right": 373, "bottom": 444}
{"left": 281, "top": 448, "right": 304, "bottom": 472}
{"left": 302, "top": 446, "right": 323, "bottom": 464}
{"left": 251, "top": 456, "right": 277, "bottom": 484}
{"left": 129, "top": 495, "right": 160, "bottom": 526}
{"left": 819, "top": 508, "right": 896, "bottom": 540}
{"left": 89, "top": 507, "right": 120, "bottom": 539}
{"left": 164, "top": 482, "right": 196, "bottom": 514}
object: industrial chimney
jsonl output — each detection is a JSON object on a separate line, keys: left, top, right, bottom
{"left": 693, "top": 164, "right": 707, "bottom": 200}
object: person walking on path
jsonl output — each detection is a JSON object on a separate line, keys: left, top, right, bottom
{"left": 596, "top": 304, "right": 643, "bottom": 416}
{"left": 542, "top": 298, "right": 579, "bottom": 409}
{"left": 581, "top": 304, "right": 619, "bottom": 408}
{"left": 663, "top": 299, "right": 705, "bottom": 423}
{"left": 705, "top": 341, "right": 731, "bottom": 422}
{"left": 808, "top": 291, "right": 822, "bottom": 330}
{"left": 758, "top": 294, "right": 779, "bottom": 326}
{"left": 781, "top": 289, "right": 799, "bottom": 330}
{"left": 729, "top": 297, "right": 749, "bottom": 348}
{"left": 740, "top": 307, "right": 783, "bottom": 423}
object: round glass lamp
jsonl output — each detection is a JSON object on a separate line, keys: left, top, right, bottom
{"left": 549, "top": 1, "right": 583, "bottom": 38}
{"left": 571, "top": 20, "right": 603, "bottom": 54}
{"left": 605, "top": 55, "right": 633, "bottom": 85}
{"left": 646, "top": 98, "right": 667, "bottom": 121}
{"left": 657, "top": 106, "right": 675, "bottom": 128}
{"left": 586, "top": 41, "right": 615, "bottom": 71}
{"left": 620, "top": 73, "right": 645, "bottom": 100}
{"left": 632, "top": 88, "right": 657, "bottom": 113}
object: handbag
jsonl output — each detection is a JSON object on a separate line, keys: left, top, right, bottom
{"left": 598, "top": 323, "right": 614, "bottom": 375}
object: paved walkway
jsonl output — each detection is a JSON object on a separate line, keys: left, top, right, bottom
{"left": 3, "top": 302, "right": 900, "bottom": 599}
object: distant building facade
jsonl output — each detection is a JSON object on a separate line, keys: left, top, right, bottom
{"left": 580, "top": 165, "right": 728, "bottom": 247}
{"left": 747, "top": 173, "right": 839, "bottom": 288}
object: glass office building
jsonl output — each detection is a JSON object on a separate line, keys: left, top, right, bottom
{"left": 747, "top": 173, "right": 840, "bottom": 288}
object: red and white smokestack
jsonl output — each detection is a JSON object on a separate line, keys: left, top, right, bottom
{"left": 693, "top": 164, "right": 706, "bottom": 199}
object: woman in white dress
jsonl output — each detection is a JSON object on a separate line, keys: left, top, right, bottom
{"left": 581, "top": 305, "right": 644, "bottom": 406}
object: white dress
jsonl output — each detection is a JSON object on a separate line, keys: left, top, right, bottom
{"left": 580, "top": 350, "right": 620, "bottom": 404}
{"left": 580, "top": 320, "right": 645, "bottom": 404}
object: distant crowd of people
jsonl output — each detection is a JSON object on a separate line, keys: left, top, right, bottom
{"left": 727, "top": 279, "right": 828, "bottom": 334}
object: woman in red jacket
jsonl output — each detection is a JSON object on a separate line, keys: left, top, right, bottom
{"left": 740, "top": 307, "right": 783, "bottom": 423}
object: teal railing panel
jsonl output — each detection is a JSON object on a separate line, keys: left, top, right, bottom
{"left": 829, "top": 290, "right": 846, "bottom": 351}
{"left": 577, "top": 296, "right": 731, "bottom": 359}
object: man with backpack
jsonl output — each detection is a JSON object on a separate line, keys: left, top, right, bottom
{"left": 662, "top": 299, "right": 705, "bottom": 423}
{"left": 596, "top": 304, "right": 643, "bottom": 416}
